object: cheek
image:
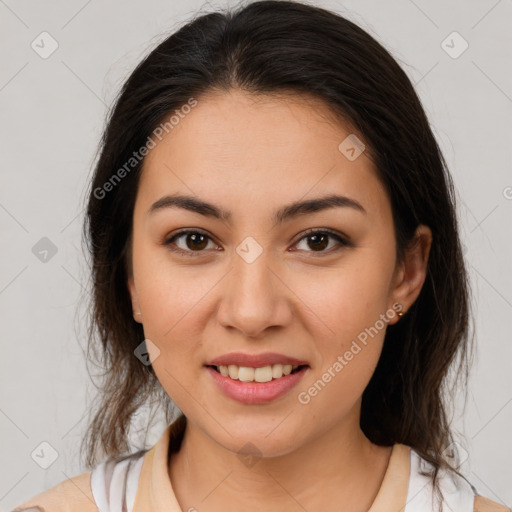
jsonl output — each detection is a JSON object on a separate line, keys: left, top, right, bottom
{"left": 296, "top": 340, "right": 383, "bottom": 429}
{"left": 290, "top": 256, "right": 392, "bottom": 408}
{"left": 137, "top": 276, "right": 204, "bottom": 357}
{"left": 134, "top": 263, "right": 206, "bottom": 408}
{"left": 133, "top": 241, "right": 200, "bottom": 332}
{"left": 297, "top": 297, "right": 387, "bottom": 420}
{"left": 131, "top": 247, "right": 194, "bottom": 368}
{"left": 291, "top": 255, "right": 393, "bottom": 343}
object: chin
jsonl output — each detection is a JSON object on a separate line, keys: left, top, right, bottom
{"left": 208, "top": 419, "right": 306, "bottom": 459}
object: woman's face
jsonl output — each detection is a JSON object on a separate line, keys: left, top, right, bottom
{"left": 128, "top": 89, "right": 431, "bottom": 456}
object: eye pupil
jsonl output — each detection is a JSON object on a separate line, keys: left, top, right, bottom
{"left": 308, "top": 233, "right": 329, "bottom": 251}
{"left": 187, "top": 233, "right": 208, "bottom": 250}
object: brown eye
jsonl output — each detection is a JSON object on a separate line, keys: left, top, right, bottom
{"left": 182, "top": 232, "right": 208, "bottom": 251}
{"left": 294, "top": 229, "right": 348, "bottom": 254}
{"left": 164, "top": 228, "right": 349, "bottom": 258}
{"left": 305, "top": 232, "right": 329, "bottom": 251}
{"left": 164, "top": 230, "right": 217, "bottom": 255}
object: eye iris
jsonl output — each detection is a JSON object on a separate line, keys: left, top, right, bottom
{"left": 308, "top": 233, "right": 329, "bottom": 251}
{"left": 186, "top": 233, "right": 208, "bottom": 251}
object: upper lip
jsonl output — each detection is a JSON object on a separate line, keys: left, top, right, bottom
{"left": 206, "top": 352, "right": 309, "bottom": 368}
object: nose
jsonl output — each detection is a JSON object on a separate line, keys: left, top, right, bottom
{"left": 216, "top": 247, "right": 293, "bottom": 339}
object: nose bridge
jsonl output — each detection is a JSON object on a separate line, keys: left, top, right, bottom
{"left": 218, "top": 235, "right": 288, "bottom": 337}
{"left": 233, "top": 235, "right": 276, "bottom": 308}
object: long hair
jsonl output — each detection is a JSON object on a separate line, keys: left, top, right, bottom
{"left": 80, "top": 1, "right": 474, "bottom": 507}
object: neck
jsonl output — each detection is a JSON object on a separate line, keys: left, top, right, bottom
{"left": 168, "top": 404, "right": 393, "bottom": 512}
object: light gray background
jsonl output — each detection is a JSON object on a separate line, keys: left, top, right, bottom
{"left": 1, "top": 0, "right": 511, "bottom": 509}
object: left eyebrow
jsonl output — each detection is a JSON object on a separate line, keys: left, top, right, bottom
{"left": 147, "top": 193, "right": 367, "bottom": 225}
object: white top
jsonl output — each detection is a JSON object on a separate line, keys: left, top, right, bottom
{"left": 90, "top": 443, "right": 477, "bottom": 512}
{"left": 405, "top": 449, "right": 476, "bottom": 511}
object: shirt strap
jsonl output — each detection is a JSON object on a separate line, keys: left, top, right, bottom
{"left": 91, "top": 453, "right": 145, "bottom": 512}
{"left": 405, "top": 449, "right": 476, "bottom": 511}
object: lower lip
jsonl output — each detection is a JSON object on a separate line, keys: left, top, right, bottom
{"left": 205, "top": 366, "right": 309, "bottom": 405}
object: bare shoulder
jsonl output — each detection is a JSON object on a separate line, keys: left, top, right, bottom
{"left": 474, "top": 494, "right": 512, "bottom": 512}
{"left": 11, "top": 471, "right": 95, "bottom": 512}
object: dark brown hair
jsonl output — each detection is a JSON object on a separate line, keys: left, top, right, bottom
{"left": 80, "top": 1, "right": 474, "bottom": 507}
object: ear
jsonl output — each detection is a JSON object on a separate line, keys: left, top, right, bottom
{"left": 128, "top": 274, "right": 143, "bottom": 324}
{"left": 388, "top": 224, "right": 432, "bottom": 325}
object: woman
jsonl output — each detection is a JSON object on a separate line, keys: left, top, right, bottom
{"left": 13, "top": 1, "right": 510, "bottom": 511}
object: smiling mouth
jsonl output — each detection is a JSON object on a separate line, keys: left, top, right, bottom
{"left": 207, "top": 364, "right": 308, "bottom": 383}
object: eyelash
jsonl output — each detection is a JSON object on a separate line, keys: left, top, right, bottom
{"left": 162, "top": 228, "right": 350, "bottom": 257}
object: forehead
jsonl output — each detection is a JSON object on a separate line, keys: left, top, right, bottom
{"left": 137, "top": 89, "right": 390, "bottom": 222}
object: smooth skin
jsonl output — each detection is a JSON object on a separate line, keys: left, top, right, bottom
{"left": 128, "top": 89, "right": 432, "bottom": 512}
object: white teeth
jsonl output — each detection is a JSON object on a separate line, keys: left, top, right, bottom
{"left": 272, "top": 364, "right": 283, "bottom": 378}
{"left": 254, "top": 366, "right": 273, "bottom": 382}
{"left": 228, "top": 365, "right": 239, "bottom": 379}
{"left": 216, "top": 363, "right": 301, "bottom": 382}
{"left": 238, "top": 366, "right": 254, "bottom": 382}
